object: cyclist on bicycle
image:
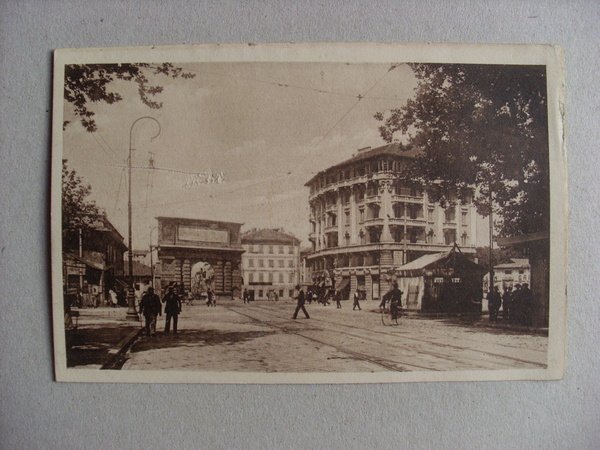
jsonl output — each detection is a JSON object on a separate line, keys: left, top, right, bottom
{"left": 383, "top": 281, "right": 403, "bottom": 321}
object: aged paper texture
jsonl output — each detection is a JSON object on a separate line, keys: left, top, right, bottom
{"left": 52, "top": 43, "right": 566, "bottom": 383}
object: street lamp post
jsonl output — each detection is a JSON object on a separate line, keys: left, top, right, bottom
{"left": 149, "top": 226, "right": 158, "bottom": 290}
{"left": 125, "top": 117, "right": 161, "bottom": 321}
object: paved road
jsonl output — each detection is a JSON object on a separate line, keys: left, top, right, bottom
{"left": 121, "top": 301, "right": 548, "bottom": 372}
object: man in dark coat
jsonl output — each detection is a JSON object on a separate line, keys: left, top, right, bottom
{"left": 352, "top": 290, "right": 362, "bottom": 311}
{"left": 139, "top": 287, "right": 162, "bottom": 336}
{"left": 521, "top": 283, "right": 533, "bottom": 326}
{"left": 292, "top": 284, "right": 310, "bottom": 319}
{"left": 488, "top": 286, "right": 501, "bottom": 322}
{"left": 206, "top": 287, "right": 216, "bottom": 307}
{"left": 385, "top": 282, "right": 403, "bottom": 322}
{"left": 502, "top": 286, "right": 513, "bottom": 322}
{"left": 162, "top": 285, "right": 182, "bottom": 334}
{"left": 335, "top": 290, "right": 342, "bottom": 309}
{"left": 512, "top": 284, "right": 522, "bottom": 324}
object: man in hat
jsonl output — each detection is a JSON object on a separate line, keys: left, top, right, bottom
{"left": 292, "top": 284, "right": 310, "bottom": 319}
{"left": 139, "top": 287, "right": 161, "bottom": 336}
{"left": 502, "top": 286, "right": 513, "bottom": 322}
{"left": 162, "top": 285, "right": 182, "bottom": 334}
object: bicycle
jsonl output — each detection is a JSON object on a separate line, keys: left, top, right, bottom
{"left": 381, "top": 302, "right": 402, "bottom": 326}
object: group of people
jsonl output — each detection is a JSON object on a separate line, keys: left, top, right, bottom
{"left": 138, "top": 284, "right": 183, "bottom": 336}
{"left": 292, "top": 283, "right": 403, "bottom": 319}
{"left": 487, "top": 283, "right": 533, "bottom": 325}
{"left": 304, "top": 286, "right": 364, "bottom": 311}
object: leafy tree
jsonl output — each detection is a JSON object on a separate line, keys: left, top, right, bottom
{"left": 62, "top": 159, "right": 104, "bottom": 236}
{"left": 375, "top": 64, "right": 549, "bottom": 237}
{"left": 64, "top": 63, "right": 195, "bottom": 132}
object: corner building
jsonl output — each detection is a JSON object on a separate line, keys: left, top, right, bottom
{"left": 305, "top": 143, "right": 477, "bottom": 301}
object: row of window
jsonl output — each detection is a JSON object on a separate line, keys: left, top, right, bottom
{"left": 247, "top": 272, "right": 296, "bottom": 283}
{"left": 246, "top": 244, "right": 295, "bottom": 255}
{"left": 311, "top": 159, "right": 412, "bottom": 192}
{"left": 246, "top": 258, "right": 295, "bottom": 268}
{"left": 317, "top": 228, "right": 470, "bottom": 249}
{"left": 249, "top": 289, "right": 295, "bottom": 299}
{"left": 312, "top": 207, "right": 470, "bottom": 228}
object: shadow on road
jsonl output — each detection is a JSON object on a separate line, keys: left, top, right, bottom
{"left": 66, "top": 325, "right": 139, "bottom": 367}
{"left": 131, "top": 329, "right": 278, "bottom": 353}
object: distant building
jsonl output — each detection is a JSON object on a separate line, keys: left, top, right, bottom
{"left": 483, "top": 258, "right": 531, "bottom": 294}
{"left": 304, "top": 143, "right": 478, "bottom": 301}
{"left": 62, "top": 215, "right": 127, "bottom": 306}
{"left": 241, "top": 228, "right": 300, "bottom": 300}
{"left": 129, "top": 249, "right": 150, "bottom": 265}
{"left": 156, "top": 217, "right": 244, "bottom": 298}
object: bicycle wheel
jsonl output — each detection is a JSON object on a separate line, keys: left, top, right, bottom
{"left": 381, "top": 307, "right": 391, "bottom": 326}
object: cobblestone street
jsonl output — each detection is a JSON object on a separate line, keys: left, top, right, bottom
{"left": 121, "top": 300, "right": 548, "bottom": 372}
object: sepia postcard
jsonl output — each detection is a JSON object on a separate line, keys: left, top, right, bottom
{"left": 51, "top": 43, "right": 567, "bottom": 383}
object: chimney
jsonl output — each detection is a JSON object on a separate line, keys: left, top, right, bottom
{"left": 357, "top": 146, "right": 371, "bottom": 154}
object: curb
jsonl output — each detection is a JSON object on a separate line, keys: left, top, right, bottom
{"left": 100, "top": 327, "right": 144, "bottom": 370}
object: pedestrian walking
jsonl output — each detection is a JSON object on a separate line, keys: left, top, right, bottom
{"left": 292, "top": 284, "right": 310, "bottom": 319}
{"left": 502, "top": 286, "right": 513, "bottom": 322}
{"left": 206, "top": 287, "right": 216, "bottom": 307}
{"left": 139, "top": 287, "right": 162, "bottom": 336}
{"left": 243, "top": 288, "right": 249, "bottom": 304}
{"left": 162, "top": 285, "right": 182, "bottom": 334}
{"left": 109, "top": 288, "right": 118, "bottom": 308}
{"left": 352, "top": 290, "right": 361, "bottom": 310}
{"left": 335, "top": 290, "right": 342, "bottom": 308}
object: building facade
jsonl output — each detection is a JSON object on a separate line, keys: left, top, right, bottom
{"left": 305, "top": 143, "right": 478, "bottom": 301}
{"left": 483, "top": 258, "right": 531, "bottom": 295}
{"left": 241, "top": 228, "right": 300, "bottom": 301}
{"left": 62, "top": 216, "right": 127, "bottom": 307}
{"left": 156, "top": 217, "right": 244, "bottom": 298}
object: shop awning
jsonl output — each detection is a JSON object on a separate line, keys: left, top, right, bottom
{"left": 336, "top": 278, "right": 350, "bottom": 291}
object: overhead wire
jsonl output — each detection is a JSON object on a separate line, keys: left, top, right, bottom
{"left": 111, "top": 166, "right": 126, "bottom": 216}
{"left": 124, "top": 63, "right": 401, "bottom": 209}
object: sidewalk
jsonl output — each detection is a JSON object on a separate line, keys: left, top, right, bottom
{"left": 66, "top": 307, "right": 142, "bottom": 369}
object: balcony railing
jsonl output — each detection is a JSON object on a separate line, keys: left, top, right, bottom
{"left": 363, "top": 217, "right": 383, "bottom": 227}
{"left": 388, "top": 217, "right": 427, "bottom": 226}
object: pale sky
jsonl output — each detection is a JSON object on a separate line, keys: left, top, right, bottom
{"left": 63, "top": 61, "right": 487, "bottom": 250}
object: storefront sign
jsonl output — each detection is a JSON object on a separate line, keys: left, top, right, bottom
{"left": 434, "top": 277, "right": 444, "bottom": 284}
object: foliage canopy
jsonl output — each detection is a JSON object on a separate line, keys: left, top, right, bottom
{"left": 64, "top": 63, "right": 195, "bottom": 132}
{"left": 376, "top": 63, "right": 549, "bottom": 237}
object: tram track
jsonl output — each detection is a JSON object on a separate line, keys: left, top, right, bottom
{"left": 242, "top": 303, "right": 547, "bottom": 370}
{"left": 224, "top": 305, "right": 437, "bottom": 372}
